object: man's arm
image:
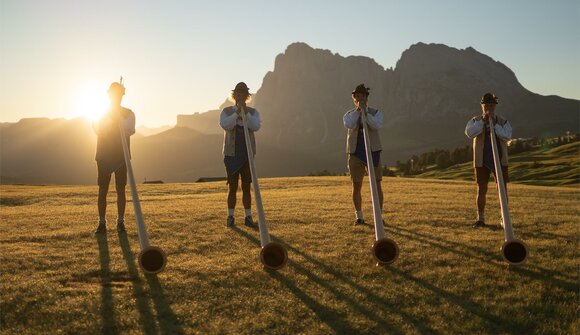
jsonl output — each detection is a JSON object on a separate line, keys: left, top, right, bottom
{"left": 494, "top": 120, "right": 512, "bottom": 142}
{"left": 465, "top": 118, "right": 484, "bottom": 139}
{"left": 122, "top": 110, "right": 136, "bottom": 136}
{"left": 343, "top": 110, "right": 360, "bottom": 129}
{"left": 220, "top": 109, "right": 237, "bottom": 131}
{"left": 366, "top": 109, "right": 383, "bottom": 130}
{"left": 246, "top": 110, "right": 261, "bottom": 131}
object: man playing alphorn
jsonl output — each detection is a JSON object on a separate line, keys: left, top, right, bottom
{"left": 219, "top": 82, "right": 261, "bottom": 228}
{"left": 465, "top": 92, "right": 512, "bottom": 228}
{"left": 343, "top": 84, "right": 384, "bottom": 225}
{"left": 93, "top": 81, "right": 136, "bottom": 234}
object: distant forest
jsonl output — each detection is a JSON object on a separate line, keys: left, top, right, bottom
{"left": 393, "top": 132, "right": 580, "bottom": 176}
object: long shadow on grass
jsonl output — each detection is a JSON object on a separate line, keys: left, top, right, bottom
{"left": 385, "top": 225, "right": 577, "bottom": 292}
{"left": 118, "top": 232, "right": 158, "bottom": 335}
{"left": 386, "top": 267, "right": 533, "bottom": 334}
{"left": 118, "top": 232, "right": 184, "bottom": 335}
{"left": 144, "top": 274, "right": 185, "bottom": 335}
{"left": 279, "top": 239, "right": 436, "bottom": 335}
{"left": 96, "top": 234, "right": 119, "bottom": 334}
{"left": 231, "top": 226, "right": 421, "bottom": 334}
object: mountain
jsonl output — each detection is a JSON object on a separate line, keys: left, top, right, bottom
{"left": 136, "top": 125, "right": 173, "bottom": 136}
{"left": 2, "top": 42, "right": 578, "bottom": 184}
{"left": 178, "top": 42, "right": 578, "bottom": 168}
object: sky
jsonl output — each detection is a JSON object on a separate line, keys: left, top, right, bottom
{"left": 1, "top": 0, "right": 579, "bottom": 127}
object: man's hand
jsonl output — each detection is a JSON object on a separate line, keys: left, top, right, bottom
{"left": 236, "top": 102, "right": 247, "bottom": 116}
{"left": 483, "top": 111, "right": 496, "bottom": 124}
{"left": 356, "top": 101, "right": 367, "bottom": 112}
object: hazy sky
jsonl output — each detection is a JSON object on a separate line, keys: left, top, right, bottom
{"left": 1, "top": 0, "right": 579, "bottom": 127}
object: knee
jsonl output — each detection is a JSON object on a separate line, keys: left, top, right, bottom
{"left": 352, "top": 182, "right": 363, "bottom": 193}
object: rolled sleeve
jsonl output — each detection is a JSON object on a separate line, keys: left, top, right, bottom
{"left": 366, "top": 109, "right": 383, "bottom": 130}
{"left": 465, "top": 118, "right": 484, "bottom": 139}
{"left": 220, "top": 110, "right": 238, "bottom": 131}
{"left": 123, "top": 112, "right": 136, "bottom": 136}
{"left": 247, "top": 110, "right": 261, "bottom": 131}
{"left": 343, "top": 110, "right": 360, "bottom": 129}
{"left": 495, "top": 121, "right": 512, "bottom": 142}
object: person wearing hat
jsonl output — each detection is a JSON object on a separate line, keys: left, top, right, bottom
{"left": 93, "top": 81, "right": 136, "bottom": 234}
{"left": 465, "top": 92, "right": 512, "bottom": 228}
{"left": 219, "top": 82, "right": 261, "bottom": 228}
{"left": 343, "top": 84, "right": 384, "bottom": 225}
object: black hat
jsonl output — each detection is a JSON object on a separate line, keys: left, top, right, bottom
{"left": 352, "top": 84, "right": 370, "bottom": 95}
{"left": 108, "top": 82, "right": 125, "bottom": 95}
{"left": 232, "top": 82, "right": 250, "bottom": 93}
{"left": 481, "top": 92, "right": 498, "bottom": 104}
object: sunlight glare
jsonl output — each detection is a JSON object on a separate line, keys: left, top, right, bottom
{"left": 73, "top": 82, "right": 109, "bottom": 121}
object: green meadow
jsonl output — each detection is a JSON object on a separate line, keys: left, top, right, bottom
{"left": 1, "top": 177, "right": 578, "bottom": 334}
{"left": 414, "top": 141, "right": 580, "bottom": 187}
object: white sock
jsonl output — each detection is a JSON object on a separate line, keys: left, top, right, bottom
{"left": 228, "top": 208, "right": 235, "bottom": 216}
{"left": 355, "top": 211, "right": 364, "bottom": 220}
{"left": 245, "top": 208, "right": 252, "bottom": 217}
{"left": 477, "top": 211, "right": 485, "bottom": 222}
{"left": 99, "top": 217, "right": 106, "bottom": 225}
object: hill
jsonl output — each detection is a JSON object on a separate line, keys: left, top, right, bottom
{"left": 1, "top": 177, "right": 578, "bottom": 334}
{"left": 414, "top": 141, "right": 580, "bottom": 186}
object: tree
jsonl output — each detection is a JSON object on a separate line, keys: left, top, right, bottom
{"left": 436, "top": 152, "right": 451, "bottom": 169}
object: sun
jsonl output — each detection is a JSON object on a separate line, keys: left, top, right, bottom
{"left": 73, "top": 82, "right": 109, "bottom": 121}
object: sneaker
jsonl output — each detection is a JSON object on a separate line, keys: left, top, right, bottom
{"left": 117, "top": 220, "right": 126, "bottom": 232}
{"left": 472, "top": 220, "right": 486, "bottom": 228}
{"left": 95, "top": 223, "right": 107, "bottom": 234}
{"left": 226, "top": 216, "right": 235, "bottom": 227}
{"left": 354, "top": 219, "right": 365, "bottom": 226}
{"left": 244, "top": 216, "right": 256, "bottom": 227}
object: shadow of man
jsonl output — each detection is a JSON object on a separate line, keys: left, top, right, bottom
{"left": 96, "top": 234, "right": 118, "bottom": 334}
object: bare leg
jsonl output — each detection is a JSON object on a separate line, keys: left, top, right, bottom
{"left": 227, "top": 181, "right": 238, "bottom": 209}
{"left": 352, "top": 181, "right": 363, "bottom": 211}
{"left": 477, "top": 182, "right": 488, "bottom": 215}
{"left": 241, "top": 182, "right": 251, "bottom": 210}
{"left": 116, "top": 184, "right": 126, "bottom": 219}
{"left": 98, "top": 184, "right": 109, "bottom": 220}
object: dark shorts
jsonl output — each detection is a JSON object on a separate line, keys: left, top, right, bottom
{"left": 97, "top": 162, "right": 127, "bottom": 187}
{"left": 226, "top": 160, "right": 252, "bottom": 185}
{"left": 475, "top": 166, "right": 509, "bottom": 184}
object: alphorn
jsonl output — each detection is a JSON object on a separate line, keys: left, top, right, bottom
{"left": 119, "top": 120, "right": 167, "bottom": 274}
{"left": 360, "top": 107, "right": 399, "bottom": 265}
{"left": 487, "top": 117, "right": 528, "bottom": 265}
{"left": 239, "top": 106, "right": 288, "bottom": 270}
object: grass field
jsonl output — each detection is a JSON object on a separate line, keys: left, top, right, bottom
{"left": 1, "top": 177, "right": 578, "bottom": 334}
{"left": 415, "top": 141, "right": 580, "bottom": 187}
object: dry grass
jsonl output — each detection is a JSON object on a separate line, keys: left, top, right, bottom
{"left": 1, "top": 177, "right": 578, "bottom": 334}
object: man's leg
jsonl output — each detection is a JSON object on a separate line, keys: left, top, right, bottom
{"left": 241, "top": 182, "right": 251, "bottom": 210}
{"left": 96, "top": 163, "right": 112, "bottom": 232}
{"left": 352, "top": 181, "right": 363, "bottom": 212}
{"left": 476, "top": 182, "right": 488, "bottom": 222}
{"left": 116, "top": 184, "right": 126, "bottom": 220}
{"left": 228, "top": 181, "right": 238, "bottom": 210}
{"left": 98, "top": 184, "right": 109, "bottom": 220}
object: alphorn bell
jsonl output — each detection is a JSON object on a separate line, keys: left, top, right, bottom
{"left": 118, "top": 120, "right": 167, "bottom": 274}
{"left": 359, "top": 107, "right": 399, "bottom": 265}
{"left": 239, "top": 105, "right": 288, "bottom": 270}
{"left": 487, "top": 116, "right": 528, "bottom": 265}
